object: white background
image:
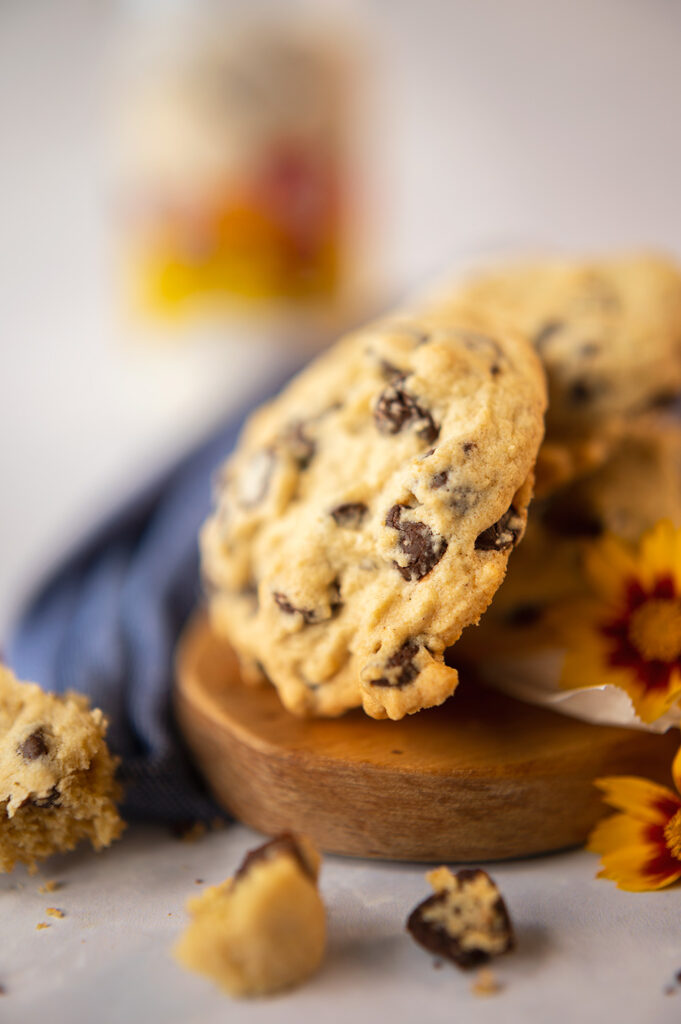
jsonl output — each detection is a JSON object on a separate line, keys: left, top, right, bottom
{"left": 1, "top": 1, "right": 681, "bottom": 1020}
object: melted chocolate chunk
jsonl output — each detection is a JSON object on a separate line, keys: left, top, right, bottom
{"left": 407, "top": 869, "right": 514, "bottom": 970}
{"left": 450, "top": 486, "right": 477, "bottom": 515}
{"left": 18, "top": 728, "right": 48, "bottom": 761}
{"left": 32, "top": 786, "right": 60, "bottom": 809}
{"left": 541, "top": 498, "right": 603, "bottom": 539}
{"left": 431, "top": 471, "right": 449, "bottom": 489}
{"left": 580, "top": 341, "right": 600, "bottom": 357}
{"left": 534, "top": 320, "right": 564, "bottom": 349}
{"left": 330, "top": 502, "right": 369, "bottom": 528}
{"left": 386, "top": 505, "right": 448, "bottom": 580}
{"left": 273, "top": 592, "right": 318, "bottom": 624}
{"left": 379, "top": 359, "right": 406, "bottom": 382}
{"left": 370, "top": 639, "right": 421, "bottom": 688}
{"left": 505, "top": 603, "right": 543, "bottom": 628}
{"left": 234, "top": 833, "right": 315, "bottom": 884}
{"left": 457, "top": 331, "right": 503, "bottom": 362}
{"left": 568, "top": 375, "right": 608, "bottom": 406}
{"left": 281, "top": 421, "right": 316, "bottom": 469}
{"left": 374, "top": 384, "right": 439, "bottom": 444}
{"left": 475, "top": 506, "right": 523, "bottom": 552}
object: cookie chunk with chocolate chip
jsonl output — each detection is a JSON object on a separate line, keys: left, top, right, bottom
{"left": 174, "top": 833, "right": 326, "bottom": 998}
{"left": 407, "top": 867, "right": 514, "bottom": 968}
{"left": 0, "top": 665, "right": 124, "bottom": 873}
{"left": 202, "top": 307, "right": 546, "bottom": 719}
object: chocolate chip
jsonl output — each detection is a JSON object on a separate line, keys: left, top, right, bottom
{"left": 505, "top": 603, "right": 543, "bottom": 628}
{"left": 374, "top": 384, "right": 439, "bottom": 444}
{"left": 541, "top": 499, "right": 603, "bottom": 539}
{"left": 280, "top": 421, "right": 316, "bottom": 469}
{"left": 457, "top": 331, "right": 503, "bottom": 362}
{"left": 431, "top": 471, "right": 449, "bottom": 489}
{"left": 379, "top": 359, "right": 406, "bottom": 382}
{"left": 580, "top": 341, "right": 600, "bottom": 357}
{"left": 330, "top": 502, "right": 368, "bottom": 528}
{"left": 32, "top": 786, "right": 60, "bottom": 809}
{"left": 18, "top": 728, "right": 48, "bottom": 761}
{"left": 370, "top": 639, "right": 421, "bottom": 688}
{"left": 475, "top": 506, "right": 523, "bottom": 552}
{"left": 568, "top": 376, "right": 607, "bottom": 405}
{"left": 450, "top": 486, "right": 477, "bottom": 515}
{"left": 273, "top": 592, "right": 318, "bottom": 624}
{"left": 462, "top": 442, "right": 476, "bottom": 455}
{"left": 385, "top": 505, "right": 448, "bottom": 580}
{"left": 534, "top": 320, "right": 564, "bottom": 349}
{"left": 235, "top": 833, "right": 315, "bottom": 884}
{"left": 407, "top": 868, "right": 514, "bottom": 970}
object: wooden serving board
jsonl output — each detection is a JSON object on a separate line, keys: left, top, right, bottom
{"left": 175, "top": 613, "right": 678, "bottom": 862}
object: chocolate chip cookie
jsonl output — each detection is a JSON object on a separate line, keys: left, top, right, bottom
{"left": 201, "top": 310, "right": 546, "bottom": 719}
{"left": 457, "top": 415, "right": 681, "bottom": 659}
{"left": 431, "top": 253, "right": 681, "bottom": 434}
{"left": 0, "top": 665, "right": 124, "bottom": 872}
{"left": 423, "top": 253, "right": 681, "bottom": 495}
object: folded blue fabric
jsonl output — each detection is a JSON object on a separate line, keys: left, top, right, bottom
{"left": 6, "top": 364, "right": 299, "bottom": 824}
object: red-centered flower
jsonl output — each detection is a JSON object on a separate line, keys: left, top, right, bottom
{"left": 588, "top": 745, "right": 681, "bottom": 891}
{"left": 558, "top": 521, "right": 681, "bottom": 723}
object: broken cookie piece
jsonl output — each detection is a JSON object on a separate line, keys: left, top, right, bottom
{"left": 407, "top": 867, "right": 514, "bottom": 968}
{"left": 0, "top": 665, "right": 124, "bottom": 873}
{"left": 174, "top": 833, "right": 326, "bottom": 998}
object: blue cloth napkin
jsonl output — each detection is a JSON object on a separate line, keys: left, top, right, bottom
{"left": 6, "top": 365, "right": 299, "bottom": 824}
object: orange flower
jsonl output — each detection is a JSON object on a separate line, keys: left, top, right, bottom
{"left": 559, "top": 521, "right": 681, "bottom": 723}
{"left": 588, "top": 745, "right": 681, "bottom": 891}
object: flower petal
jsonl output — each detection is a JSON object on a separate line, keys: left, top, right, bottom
{"left": 594, "top": 776, "right": 681, "bottom": 824}
{"left": 673, "top": 743, "right": 681, "bottom": 795}
{"left": 587, "top": 812, "right": 650, "bottom": 855}
{"left": 584, "top": 535, "right": 639, "bottom": 604}
{"left": 638, "top": 520, "right": 681, "bottom": 592}
{"left": 596, "top": 844, "right": 681, "bottom": 891}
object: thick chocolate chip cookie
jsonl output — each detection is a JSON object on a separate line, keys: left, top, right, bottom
{"left": 201, "top": 310, "right": 546, "bottom": 719}
{"left": 457, "top": 415, "right": 681, "bottom": 659}
{"left": 423, "top": 253, "right": 681, "bottom": 494}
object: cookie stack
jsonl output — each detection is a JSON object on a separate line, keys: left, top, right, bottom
{"left": 201, "top": 252, "right": 681, "bottom": 725}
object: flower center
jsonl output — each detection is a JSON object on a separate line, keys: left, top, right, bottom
{"left": 628, "top": 599, "right": 681, "bottom": 662}
{"left": 664, "top": 809, "right": 681, "bottom": 860}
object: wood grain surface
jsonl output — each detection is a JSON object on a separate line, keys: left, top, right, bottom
{"left": 174, "top": 613, "right": 679, "bottom": 861}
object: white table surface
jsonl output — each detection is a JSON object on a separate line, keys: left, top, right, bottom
{"left": 2, "top": 2, "right": 681, "bottom": 1021}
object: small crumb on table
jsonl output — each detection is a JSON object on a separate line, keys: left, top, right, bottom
{"left": 46, "top": 907, "right": 64, "bottom": 919}
{"left": 472, "top": 967, "right": 502, "bottom": 997}
{"left": 38, "top": 880, "right": 62, "bottom": 894}
{"left": 36, "top": 922, "right": 50, "bottom": 931}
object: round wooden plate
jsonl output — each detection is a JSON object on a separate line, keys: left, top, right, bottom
{"left": 174, "top": 613, "right": 678, "bottom": 861}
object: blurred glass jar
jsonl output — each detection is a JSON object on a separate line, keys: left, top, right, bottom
{"left": 112, "top": 4, "right": 378, "bottom": 337}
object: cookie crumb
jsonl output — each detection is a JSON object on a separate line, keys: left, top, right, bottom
{"left": 472, "top": 967, "right": 502, "bottom": 997}
{"left": 38, "top": 880, "right": 62, "bottom": 894}
{"left": 407, "top": 867, "right": 514, "bottom": 969}
{"left": 172, "top": 822, "right": 207, "bottom": 843}
{"left": 46, "top": 907, "right": 64, "bottom": 919}
{"left": 36, "top": 922, "right": 50, "bottom": 931}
